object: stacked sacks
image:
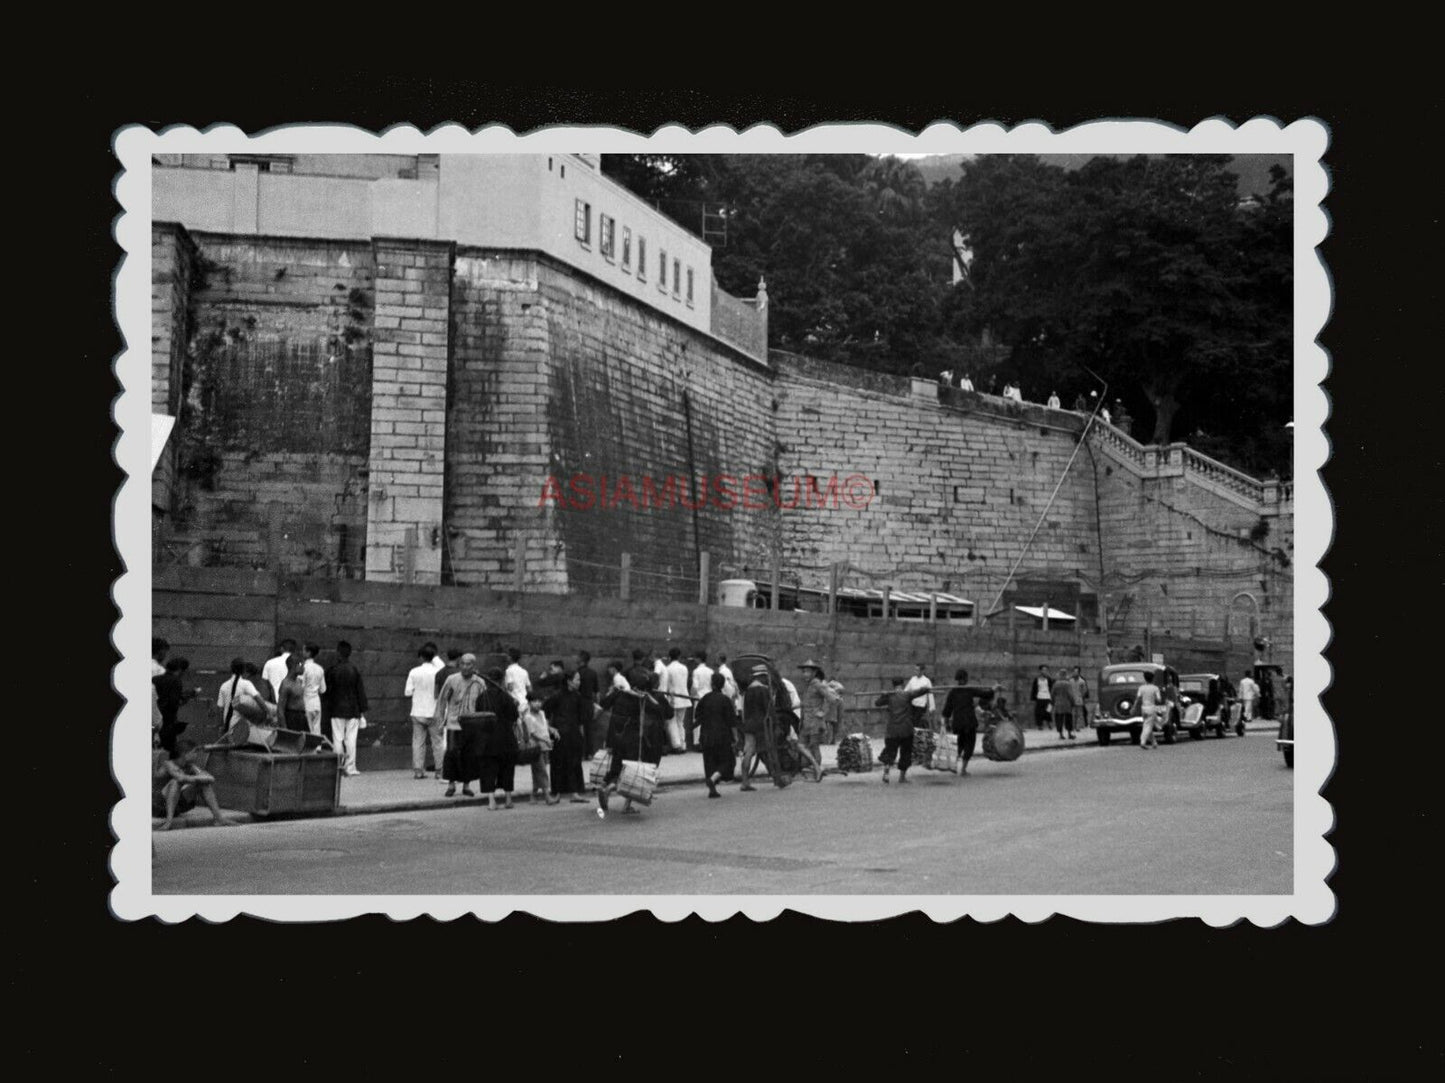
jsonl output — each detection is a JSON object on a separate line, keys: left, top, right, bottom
{"left": 912, "top": 728, "right": 937, "bottom": 769}
{"left": 836, "top": 733, "right": 874, "bottom": 773}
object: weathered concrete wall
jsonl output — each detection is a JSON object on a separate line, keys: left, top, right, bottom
{"left": 1089, "top": 436, "right": 1295, "bottom": 672}
{"left": 152, "top": 224, "right": 197, "bottom": 536}
{"left": 444, "top": 250, "right": 776, "bottom": 599}
{"left": 163, "top": 231, "right": 375, "bottom": 576}
{"left": 771, "top": 352, "right": 1103, "bottom": 611}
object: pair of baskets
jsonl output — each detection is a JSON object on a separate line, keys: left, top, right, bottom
{"left": 588, "top": 749, "right": 659, "bottom": 805}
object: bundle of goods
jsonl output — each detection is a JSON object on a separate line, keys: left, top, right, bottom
{"left": 836, "top": 733, "right": 874, "bottom": 774}
{"left": 589, "top": 749, "right": 614, "bottom": 787}
{"left": 615, "top": 760, "right": 660, "bottom": 805}
{"left": 983, "top": 718, "right": 1025, "bottom": 762}
{"left": 931, "top": 733, "right": 959, "bottom": 772}
{"left": 912, "top": 727, "right": 937, "bottom": 768}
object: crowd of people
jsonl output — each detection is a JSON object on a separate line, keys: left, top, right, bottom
{"left": 1028, "top": 664, "right": 1094, "bottom": 740}
{"left": 152, "top": 632, "right": 1041, "bottom": 821}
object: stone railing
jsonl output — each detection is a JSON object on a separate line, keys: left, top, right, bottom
{"left": 1089, "top": 420, "right": 1289, "bottom": 513}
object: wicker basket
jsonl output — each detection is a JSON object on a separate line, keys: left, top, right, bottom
{"left": 615, "top": 760, "right": 659, "bottom": 805}
{"left": 913, "top": 727, "right": 937, "bottom": 768}
{"left": 983, "top": 719, "right": 1025, "bottom": 762}
{"left": 931, "top": 733, "right": 959, "bottom": 771}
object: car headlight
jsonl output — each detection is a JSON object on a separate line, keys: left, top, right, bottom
{"left": 1118, "top": 699, "right": 1132, "bottom": 714}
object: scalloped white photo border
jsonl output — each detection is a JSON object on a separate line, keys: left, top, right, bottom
{"left": 111, "top": 117, "right": 1332, "bottom": 924}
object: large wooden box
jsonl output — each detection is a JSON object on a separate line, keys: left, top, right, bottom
{"left": 204, "top": 747, "right": 341, "bottom": 817}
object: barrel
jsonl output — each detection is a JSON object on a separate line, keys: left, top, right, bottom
{"left": 983, "top": 718, "right": 1025, "bottom": 762}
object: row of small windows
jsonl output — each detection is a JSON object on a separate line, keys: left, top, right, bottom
{"left": 575, "top": 200, "right": 695, "bottom": 306}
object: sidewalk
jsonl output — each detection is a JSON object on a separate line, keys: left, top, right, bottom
{"left": 154, "top": 721, "right": 1279, "bottom": 829}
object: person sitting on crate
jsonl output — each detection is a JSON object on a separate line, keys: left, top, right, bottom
{"left": 694, "top": 671, "right": 738, "bottom": 799}
{"left": 941, "top": 669, "right": 979, "bottom": 776}
{"left": 875, "top": 677, "right": 916, "bottom": 785}
{"left": 154, "top": 739, "right": 229, "bottom": 831}
{"left": 596, "top": 671, "right": 672, "bottom": 816}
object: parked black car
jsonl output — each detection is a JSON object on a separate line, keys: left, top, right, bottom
{"left": 1178, "top": 673, "right": 1245, "bottom": 739}
{"left": 1096, "top": 663, "right": 1180, "bottom": 745}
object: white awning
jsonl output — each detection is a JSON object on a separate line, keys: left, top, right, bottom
{"left": 1015, "top": 605, "right": 1076, "bottom": 622}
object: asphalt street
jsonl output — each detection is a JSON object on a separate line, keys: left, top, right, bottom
{"left": 153, "top": 734, "right": 1292, "bottom": 895}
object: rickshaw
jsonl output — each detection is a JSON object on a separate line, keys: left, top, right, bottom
{"left": 728, "top": 653, "right": 800, "bottom": 787}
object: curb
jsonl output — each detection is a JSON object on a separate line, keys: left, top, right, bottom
{"left": 165, "top": 722, "right": 1279, "bottom": 828}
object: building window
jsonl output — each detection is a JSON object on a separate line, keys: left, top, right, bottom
{"left": 673, "top": 258, "right": 682, "bottom": 297}
{"left": 686, "top": 267, "right": 695, "bottom": 305}
{"left": 621, "top": 227, "right": 632, "bottom": 270}
{"left": 637, "top": 237, "right": 647, "bottom": 281}
{"left": 575, "top": 200, "right": 591, "bottom": 245}
{"left": 659, "top": 250, "right": 668, "bottom": 290}
{"left": 600, "top": 214, "right": 615, "bottom": 260}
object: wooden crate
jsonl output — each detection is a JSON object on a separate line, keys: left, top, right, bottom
{"left": 204, "top": 747, "right": 341, "bottom": 817}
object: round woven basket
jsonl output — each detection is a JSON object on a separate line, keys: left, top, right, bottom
{"left": 983, "top": 719, "right": 1025, "bottom": 762}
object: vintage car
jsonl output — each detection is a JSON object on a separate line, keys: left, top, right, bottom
{"left": 1096, "top": 663, "right": 1180, "bottom": 745}
{"left": 1178, "top": 672, "right": 1245, "bottom": 739}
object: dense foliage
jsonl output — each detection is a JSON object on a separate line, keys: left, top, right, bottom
{"left": 602, "top": 153, "right": 1293, "bottom": 477}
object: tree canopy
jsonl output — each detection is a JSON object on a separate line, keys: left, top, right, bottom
{"left": 601, "top": 153, "right": 1292, "bottom": 477}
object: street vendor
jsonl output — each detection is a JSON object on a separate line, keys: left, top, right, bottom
{"left": 798, "top": 660, "right": 840, "bottom": 780}
{"left": 875, "top": 677, "right": 916, "bottom": 785}
{"left": 596, "top": 672, "right": 673, "bottom": 816}
{"left": 940, "top": 668, "right": 979, "bottom": 776}
{"left": 738, "top": 667, "right": 773, "bottom": 793}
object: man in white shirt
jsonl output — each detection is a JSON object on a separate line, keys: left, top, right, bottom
{"left": 261, "top": 639, "right": 296, "bottom": 706}
{"left": 504, "top": 647, "right": 532, "bottom": 711}
{"left": 660, "top": 647, "right": 691, "bottom": 752}
{"left": 406, "top": 644, "right": 444, "bottom": 779}
{"left": 216, "top": 657, "right": 261, "bottom": 733}
{"left": 1239, "top": 673, "right": 1260, "bottom": 721}
{"left": 717, "top": 655, "right": 739, "bottom": 706}
{"left": 300, "top": 642, "right": 328, "bottom": 736}
{"left": 904, "top": 663, "right": 934, "bottom": 728}
{"left": 1047, "top": 391, "right": 1061, "bottom": 409}
{"left": 960, "top": 374, "right": 975, "bottom": 392}
{"left": 688, "top": 651, "right": 715, "bottom": 750}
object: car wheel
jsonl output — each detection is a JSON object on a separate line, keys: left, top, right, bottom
{"left": 1236, "top": 722, "right": 1246, "bottom": 737}
{"left": 1163, "top": 722, "right": 1176, "bottom": 745}
{"left": 1130, "top": 725, "right": 1142, "bottom": 745}
{"left": 1097, "top": 728, "right": 1111, "bottom": 746}
{"left": 1283, "top": 746, "right": 1293, "bottom": 769}
{"left": 1189, "top": 726, "right": 1204, "bottom": 740}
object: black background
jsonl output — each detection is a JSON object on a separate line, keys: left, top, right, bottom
{"left": 34, "top": 76, "right": 1434, "bottom": 1077}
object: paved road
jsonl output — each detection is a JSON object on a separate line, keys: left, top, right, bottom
{"left": 153, "top": 735, "right": 1291, "bottom": 895}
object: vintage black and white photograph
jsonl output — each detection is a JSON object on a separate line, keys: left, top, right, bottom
{"left": 113, "top": 121, "right": 1330, "bottom": 921}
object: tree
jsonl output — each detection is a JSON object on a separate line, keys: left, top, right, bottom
{"left": 939, "top": 154, "right": 1292, "bottom": 466}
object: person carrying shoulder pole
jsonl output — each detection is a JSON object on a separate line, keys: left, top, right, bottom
{"left": 876, "top": 677, "right": 915, "bottom": 784}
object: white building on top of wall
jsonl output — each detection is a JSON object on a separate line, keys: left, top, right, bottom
{"left": 152, "top": 152, "right": 734, "bottom": 348}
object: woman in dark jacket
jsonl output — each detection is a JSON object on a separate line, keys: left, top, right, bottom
{"left": 596, "top": 673, "right": 673, "bottom": 816}
{"left": 476, "top": 670, "right": 520, "bottom": 810}
{"left": 543, "top": 670, "right": 592, "bottom": 803}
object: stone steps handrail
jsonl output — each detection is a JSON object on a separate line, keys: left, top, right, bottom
{"left": 1088, "top": 420, "right": 1288, "bottom": 511}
